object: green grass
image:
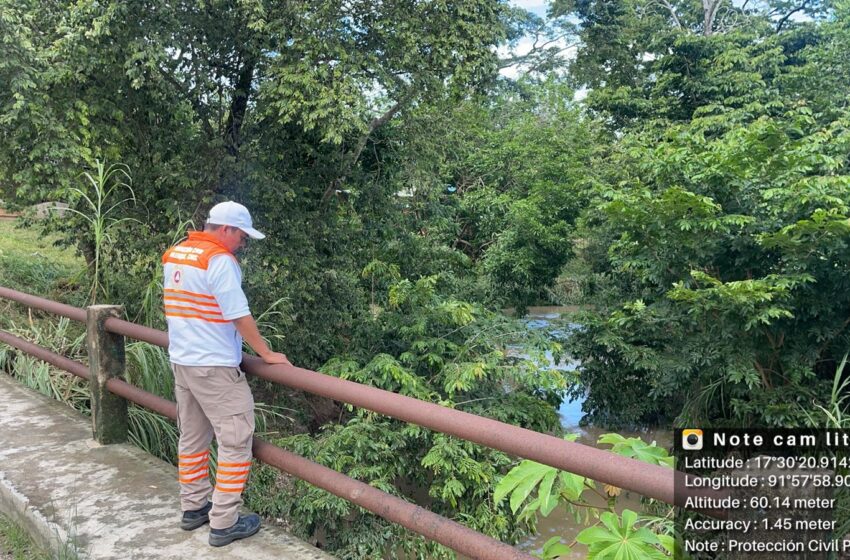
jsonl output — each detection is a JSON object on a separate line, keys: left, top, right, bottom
{"left": 0, "top": 220, "right": 85, "bottom": 304}
{"left": 0, "top": 515, "right": 50, "bottom": 560}
{"left": 0, "top": 221, "right": 82, "bottom": 269}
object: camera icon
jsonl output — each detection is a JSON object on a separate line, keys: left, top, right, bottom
{"left": 682, "top": 429, "right": 703, "bottom": 451}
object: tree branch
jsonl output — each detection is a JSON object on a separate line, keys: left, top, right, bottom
{"left": 775, "top": 0, "right": 810, "bottom": 33}
{"left": 320, "top": 96, "right": 411, "bottom": 205}
{"left": 655, "top": 0, "right": 684, "bottom": 29}
{"left": 498, "top": 38, "right": 580, "bottom": 70}
{"left": 703, "top": 0, "right": 724, "bottom": 36}
{"left": 156, "top": 65, "right": 216, "bottom": 140}
{"left": 223, "top": 58, "right": 256, "bottom": 158}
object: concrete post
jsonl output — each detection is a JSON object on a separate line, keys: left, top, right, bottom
{"left": 86, "top": 305, "right": 128, "bottom": 444}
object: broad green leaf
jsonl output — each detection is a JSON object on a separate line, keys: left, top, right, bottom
{"left": 559, "top": 471, "right": 586, "bottom": 501}
{"left": 577, "top": 510, "right": 668, "bottom": 559}
{"left": 657, "top": 534, "right": 675, "bottom": 554}
{"left": 537, "top": 469, "right": 559, "bottom": 516}
{"left": 598, "top": 434, "right": 673, "bottom": 468}
{"left": 494, "top": 460, "right": 550, "bottom": 506}
{"left": 510, "top": 462, "right": 553, "bottom": 513}
{"left": 540, "top": 536, "right": 572, "bottom": 560}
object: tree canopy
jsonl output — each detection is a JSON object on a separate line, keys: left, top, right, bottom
{"left": 3, "top": 0, "right": 850, "bottom": 556}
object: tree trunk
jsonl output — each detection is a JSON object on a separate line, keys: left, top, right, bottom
{"left": 223, "top": 60, "right": 256, "bottom": 158}
{"left": 703, "top": 0, "right": 722, "bottom": 36}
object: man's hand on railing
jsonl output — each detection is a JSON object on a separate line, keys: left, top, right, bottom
{"left": 233, "top": 315, "right": 292, "bottom": 366}
{"left": 261, "top": 351, "right": 291, "bottom": 366}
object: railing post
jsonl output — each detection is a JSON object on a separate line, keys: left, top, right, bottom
{"left": 86, "top": 305, "right": 128, "bottom": 444}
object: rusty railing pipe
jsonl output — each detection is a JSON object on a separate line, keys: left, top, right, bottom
{"left": 0, "top": 328, "right": 534, "bottom": 560}
{"left": 0, "top": 287, "right": 86, "bottom": 322}
{"left": 0, "top": 329, "right": 90, "bottom": 380}
{"left": 251, "top": 441, "right": 533, "bottom": 560}
{"left": 0, "top": 286, "right": 677, "bottom": 505}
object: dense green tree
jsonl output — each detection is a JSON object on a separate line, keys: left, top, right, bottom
{"left": 558, "top": 0, "right": 833, "bottom": 126}
{"left": 7, "top": 0, "right": 850, "bottom": 555}
{"left": 373, "top": 78, "right": 604, "bottom": 311}
{"left": 1, "top": 2, "right": 581, "bottom": 557}
{"left": 569, "top": 103, "right": 850, "bottom": 428}
{"left": 0, "top": 0, "right": 512, "bottom": 369}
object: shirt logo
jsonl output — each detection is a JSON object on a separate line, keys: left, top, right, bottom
{"left": 173, "top": 270, "right": 182, "bottom": 284}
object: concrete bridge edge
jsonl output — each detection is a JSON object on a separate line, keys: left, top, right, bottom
{"left": 0, "top": 469, "right": 82, "bottom": 558}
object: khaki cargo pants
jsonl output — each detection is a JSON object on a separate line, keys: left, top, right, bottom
{"left": 172, "top": 363, "right": 255, "bottom": 530}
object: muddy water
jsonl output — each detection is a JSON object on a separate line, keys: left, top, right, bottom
{"left": 515, "top": 308, "right": 674, "bottom": 558}
{"left": 517, "top": 425, "right": 673, "bottom": 557}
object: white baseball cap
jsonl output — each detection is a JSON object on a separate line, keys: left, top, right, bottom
{"left": 207, "top": 201, "right": 265, "bottom": 239}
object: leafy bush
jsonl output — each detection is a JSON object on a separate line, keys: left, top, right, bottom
{"left": 248, "top": 276, "right": 571, "bottom": 558}
{"left": 495, "top": 434, "right": 674, "bottom": 559}
{"left": 570, "top": 106, "right": 850, "bottom": 428}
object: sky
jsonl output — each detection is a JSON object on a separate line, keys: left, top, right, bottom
{"left": 509, "top": 0, "right": 548, "bottom": 17}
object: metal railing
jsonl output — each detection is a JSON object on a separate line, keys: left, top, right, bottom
{"left": 0, "top": 285, "right": 684, "bottom": 559}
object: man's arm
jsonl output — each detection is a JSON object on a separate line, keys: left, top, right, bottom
{"left": 206, "top": 255, "right": 291, "bottom": 366}
{"left": 233, "top": 314, "right": 291, "bottom": 365}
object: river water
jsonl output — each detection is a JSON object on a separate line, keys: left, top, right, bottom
{"left": 514, "top": 307, "right": 673, "bottom": 558}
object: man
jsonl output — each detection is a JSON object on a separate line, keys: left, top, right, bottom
{"left": 162, "top": 201, "right": 290, "bottom": 547}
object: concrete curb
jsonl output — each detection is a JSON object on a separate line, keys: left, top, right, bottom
{"left": 0, "top": 470, "right": 81, "bottom": 558}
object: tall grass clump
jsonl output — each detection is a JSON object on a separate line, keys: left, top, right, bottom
{"left": 126, "top": 341, "right": 175, "bottom": 400}
{"left": 800, "top": 353, "right": 850, "bottom": 428}
{"left": 128, "top": 405, "right": 179, "bottom": 463}
{"left": 0, "top": 318, "right": 90, "bottom": 413}
{"left": 65, "top": 160, "right": 138, "bottom": 304}
{"left": 124, "top": 341, "right": 178, "bottom": 462}
{"left": 123, "top": 343, "right": 182, "bottom": 464}
{"left": 798, "top": 353, "right": 850, "bottom": 539}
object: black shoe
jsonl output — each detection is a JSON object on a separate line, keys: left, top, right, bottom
{"left": 180, "top": 502, "right": 212, "bottom": 531}
{"left": 209, "top": 513, "right": 261, "bottom": 547}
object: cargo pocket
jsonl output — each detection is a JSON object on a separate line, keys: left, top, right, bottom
{"left": 211, "top": 367, "right": 253, "bottom": 416}
{"left": 219, "top": 411, "right": 255, "bottom": 452}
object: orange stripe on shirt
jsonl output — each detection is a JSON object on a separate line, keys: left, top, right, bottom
{"left": 164, "top": 304, "right": 224, "bottom": 317}
{"left": 165, "top": 307, "right": 226, "bottom": 324}
{"left": 163, "top": 255, "right": 209, "bottom": 270}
